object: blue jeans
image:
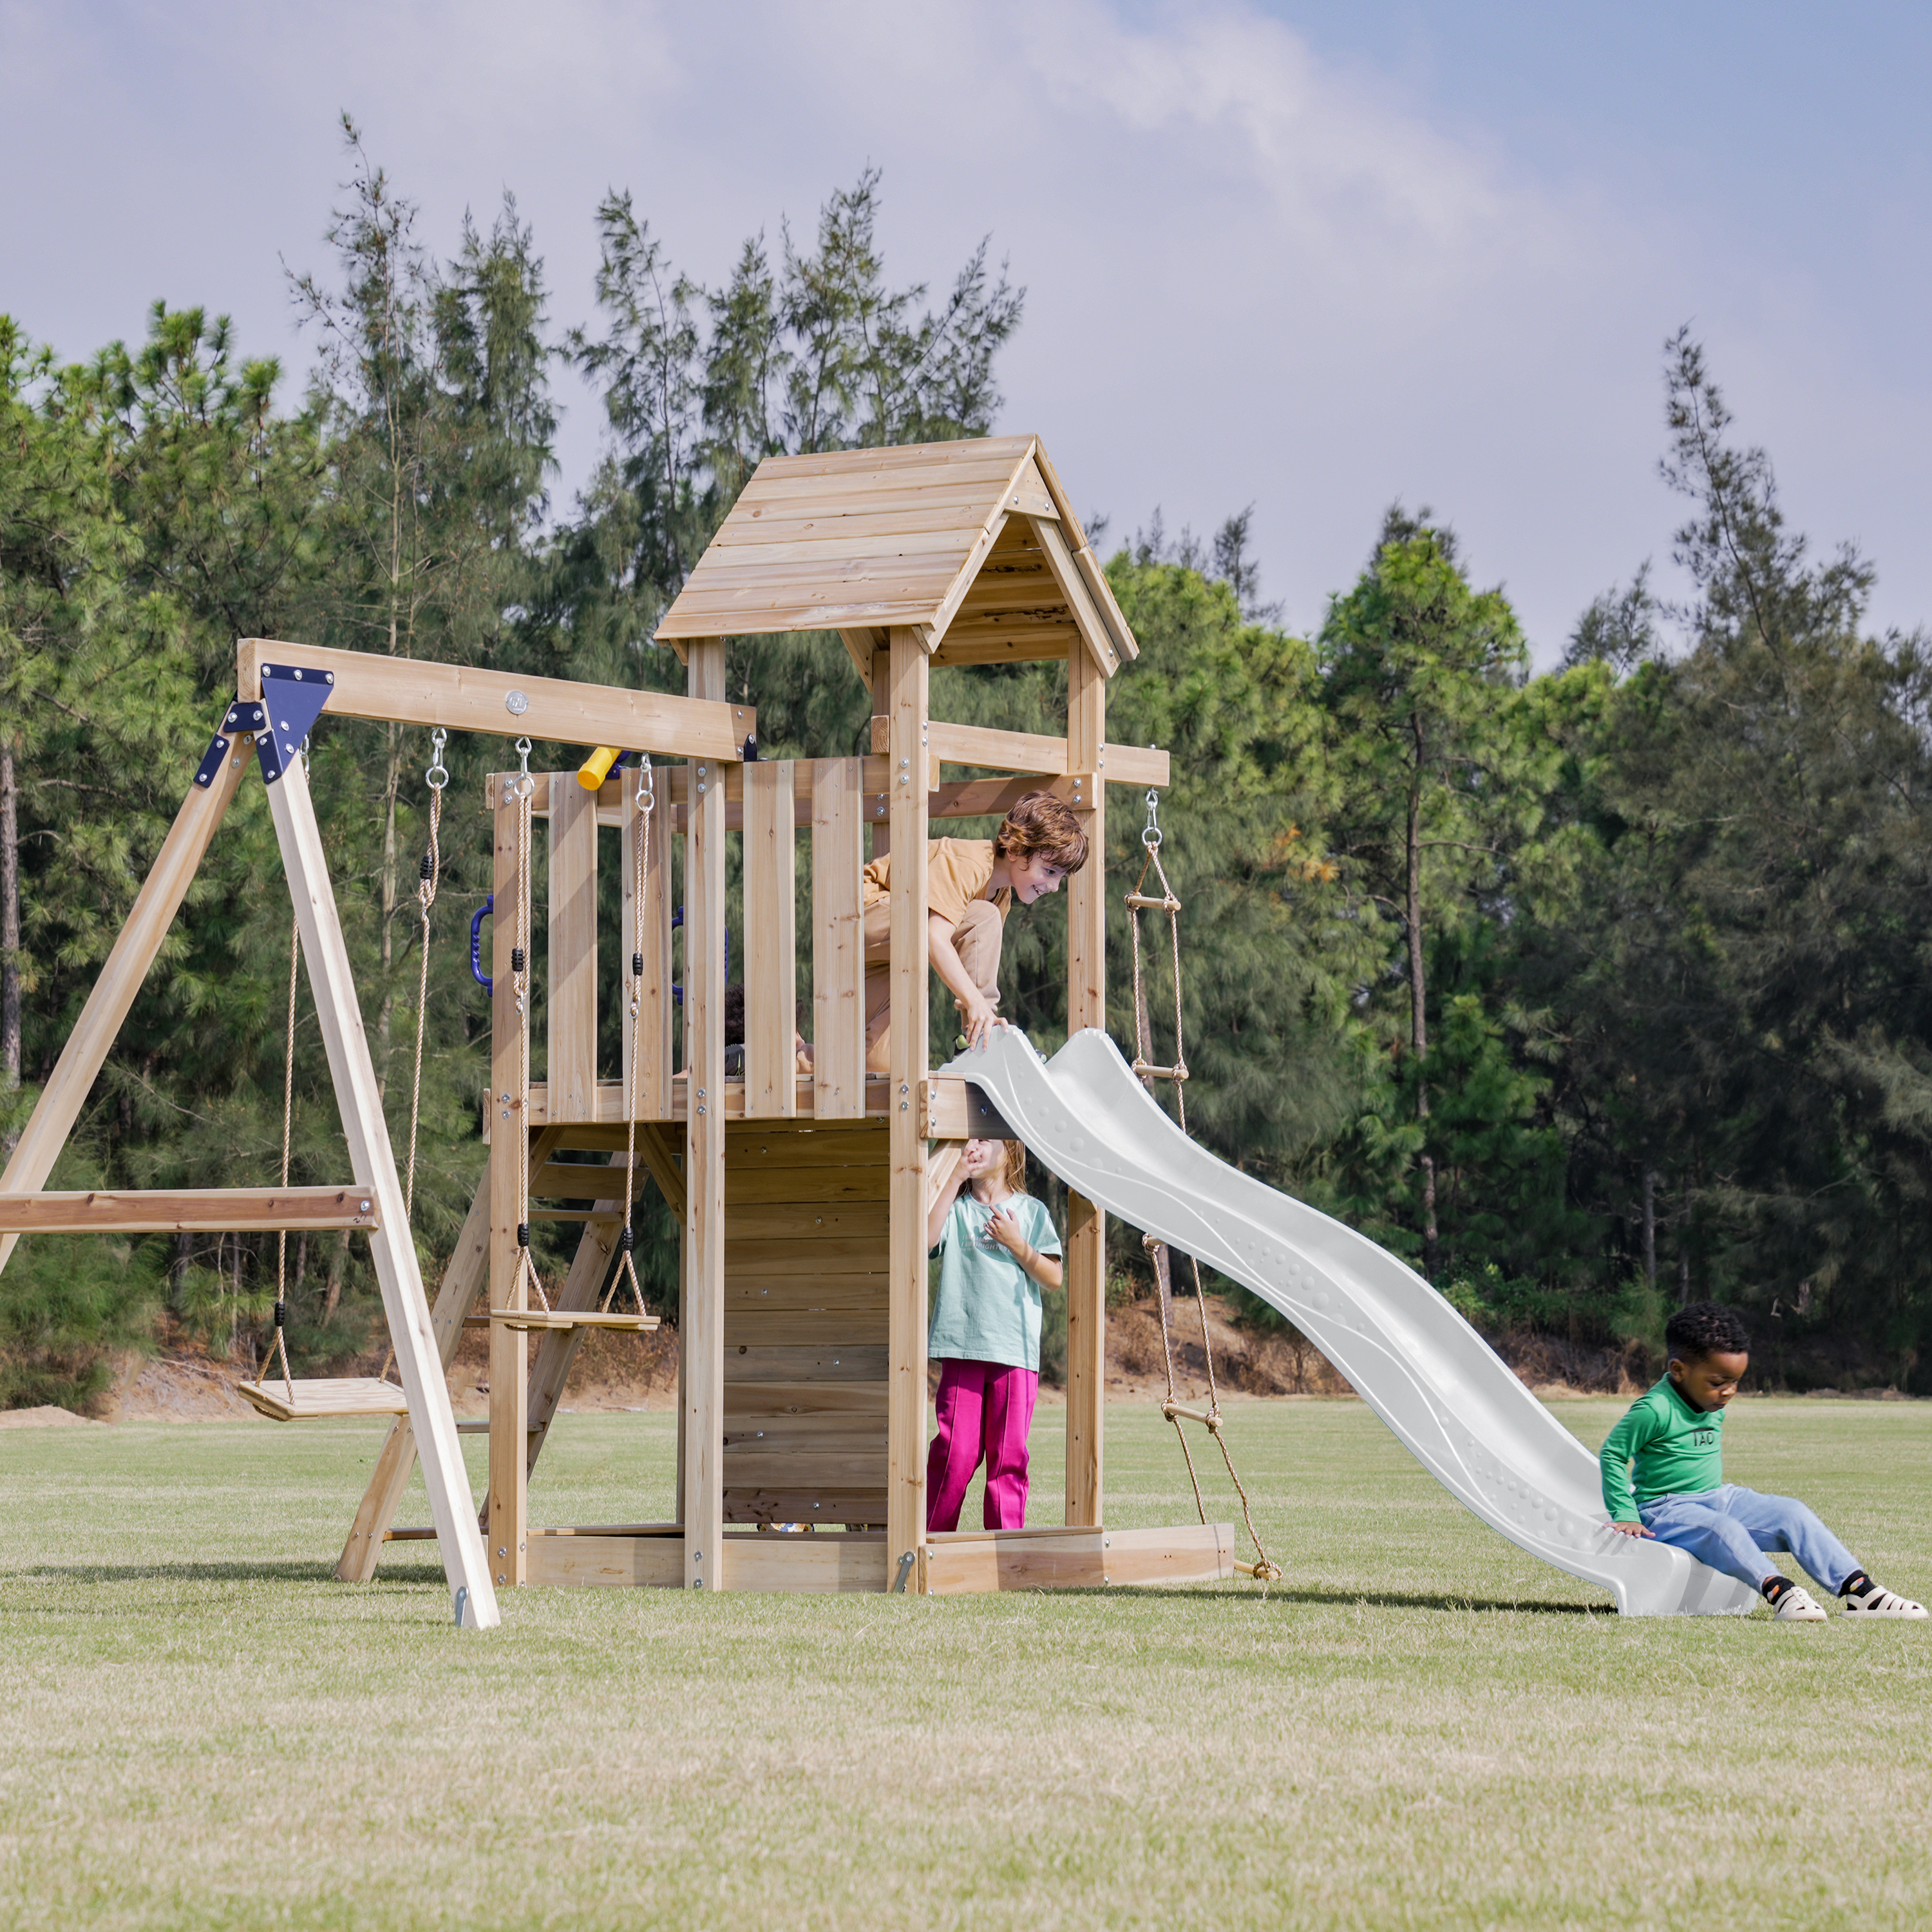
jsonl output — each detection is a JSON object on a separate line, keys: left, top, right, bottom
{"left": 1638, "top": 1484, "right": 1858, "bottom": 1593}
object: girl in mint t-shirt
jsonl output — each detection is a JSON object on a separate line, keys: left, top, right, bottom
{"left": 924, "top": 1137, "right": 1064, "bottom": 1531}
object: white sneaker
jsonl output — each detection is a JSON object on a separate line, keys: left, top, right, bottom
{"left": 1772, "top": 1585, "right": 1828, "bottom": 1622}
{"left": 1841, "top": 1580, "right": 1928, "bottom": 1620}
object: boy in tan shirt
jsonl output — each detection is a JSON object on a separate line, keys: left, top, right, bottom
{"left": 859, "top": 791, "right": 1089, "bottom": 1073}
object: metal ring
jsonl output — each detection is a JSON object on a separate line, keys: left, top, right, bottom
{"left": 426, "top": 727, "right": 449, "bottom": 791}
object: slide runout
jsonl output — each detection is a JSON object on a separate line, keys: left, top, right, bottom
{"left": 943, "top": 1028, "right": 1756, "bottom": 1617}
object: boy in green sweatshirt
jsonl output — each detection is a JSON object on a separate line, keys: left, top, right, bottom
{"left": 1601, "top": 1302, "right": 1926, "bottom": 1623}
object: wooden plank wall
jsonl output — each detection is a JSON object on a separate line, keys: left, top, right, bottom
{"left": 547, "top": 778, "right": 599, "bottom": 1122}
{"left": 722, "top": 1119, "right": 889, "bottom": 1526}
{"left": 811, "top": 758, "right": 867, "bottom": 1119}
{"left": 620, "top": 772, "right": 673, "bottom": 1118}
{"left": 743, "top": 760, "right": 798, "bottom": 1118}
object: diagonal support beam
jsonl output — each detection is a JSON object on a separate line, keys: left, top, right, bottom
{"left": 265, "top": 755, "right": 499, "bottom": 1631}
{"left": 0, "top": 745, "right": 249, "bottom": 1276}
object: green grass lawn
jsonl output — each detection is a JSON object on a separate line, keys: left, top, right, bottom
{"left": 3, "top": 1397, "right": 1929, "bottom": 1930}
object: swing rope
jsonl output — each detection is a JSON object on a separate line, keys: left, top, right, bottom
{"left": 404, "top": 729, "right": 448, "bottom": 1222}
{"left": 375, "top": 728, "right": 449, "bottom": 1388}
{"left": 600, "top": 756, "right": 655, "bottom": 1320}
{"left": 510, "top": 737, "right": 552, "bottom": 1313}
{"left": 1128, "top": 788, "right": 1282, "bottom": 1584}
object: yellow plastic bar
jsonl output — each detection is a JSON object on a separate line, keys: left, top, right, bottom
{"left": 578, "top": 746, "right": 622, "bottom": 790}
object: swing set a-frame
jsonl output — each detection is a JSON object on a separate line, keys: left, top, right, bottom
{"left": 1, "top": 435, "right": 1261, "bottom": 1628}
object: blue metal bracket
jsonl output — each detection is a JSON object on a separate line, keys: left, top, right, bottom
{"left": 255, "top": 663, "right": 336, "bottom": 784}
{"left": 193, "top": 699, "right": 267, "bottom": 789}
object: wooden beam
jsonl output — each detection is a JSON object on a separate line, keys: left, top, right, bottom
{"left": 869, "top": 717, "right": 1168, "bottom": 790}
{"left": 683, "top": 641, "right": 728, "bottom": 1591}
{"left": 835, "top": 627, "right": 882, "bottom": 692}
{"left": 236, "top": 638, "right": 753, "bottom": 762}
{"left": 885, "top": 625, "right": 931, "bottom": 1590}
{"left": 337, "top": 1166, "right": 493, "bottom": 1583}
{"left": 0, "top": 747, "right": 247, "bottom": 1277}
{"left": 743, "top": 761, "right": 799, "bottom": 1119}
{"left": 265, "top": 756, "right": 499, "bottom": 1630}
{"left": 922, "top": 1523, "right": 1233, "bottom": 1594}
{"left": 1065, "top": 642, "right": 1107, "bottom": 1529}
{"left": 0, "top": 1186, "right": 377, "bottom": 1233}
{"left": 811, "top": 758, "right": 867, "bottom": 1120}
{"left": 1030, "top": 515, "right": 1120, "bottom": 679}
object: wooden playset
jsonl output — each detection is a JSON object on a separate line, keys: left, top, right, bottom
{"left": 0, "top": 435, "right": 1240, "bottom": 1628}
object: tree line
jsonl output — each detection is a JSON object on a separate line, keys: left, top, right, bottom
{"left": 5, "top": 125, "right": 1929, "bottom": 1406}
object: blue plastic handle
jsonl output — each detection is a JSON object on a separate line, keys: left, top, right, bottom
{"left": 471, "top": 894, "right": 493, "bottom": 995}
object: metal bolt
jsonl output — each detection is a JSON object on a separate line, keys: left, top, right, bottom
{"left": 359, "top": 1200, "right": 372, "bottom": 1212}
{"left": 498, "top": 1548, "right": 507, "bottom": 1558}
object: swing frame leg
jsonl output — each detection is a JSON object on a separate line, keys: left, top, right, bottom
{"left": 266, "top": 757, "right": 499, "bottom": 1630}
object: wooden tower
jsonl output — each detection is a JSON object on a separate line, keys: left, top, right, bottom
{"left": 0, "top": 433, "right": 1235, "bottom": 1613}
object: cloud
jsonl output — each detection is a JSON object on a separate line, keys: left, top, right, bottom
{"left": 4, "top": 0, "right": 1925, "bottom": 656}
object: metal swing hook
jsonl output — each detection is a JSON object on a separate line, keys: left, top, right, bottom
{"left": 514, "top": 735, "right": 534, "bottom": 800}
{"left": 425, "top": 726, "right": 448, "bottom": 792}
{"left": 1142, "top": 788, "right": 1162, "bottom": 850}
{"left": 636, "top": 755, "right": 654, "bottom": 816}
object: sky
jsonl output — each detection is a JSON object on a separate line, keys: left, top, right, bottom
{"left": 4, "top": 0, "right": 1928, "bottom": 661}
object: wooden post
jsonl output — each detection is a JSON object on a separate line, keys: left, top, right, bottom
{"left": 546, "top": 775, "right": 598, "bottom": 1122}
{"left": 683, "top": 641, "right": 728, "bottom": 1591}
{"left": 263, "top": 757, "right": 499, "bottom": 1629}
{"left": 811, "top": 757, "right": 867, "bottom": 1119}
{"left": 0, "top": 750, "right": 247, "bottom": 1276}
{"left": 885, "top": 625, "right": 931, "bottom": 1585}
{"left": 743, "top": 759, "right": 798, "bottom": 1119}
{"left": 1064, "top": 642, "right": 1107, "bottom": 1527}
{"left": 488, "top": 787, "right": 531, "bottom": 1590}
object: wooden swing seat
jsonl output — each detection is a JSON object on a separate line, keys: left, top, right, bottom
{"left": 237, "top": 1376, "right": 412, "bottom": 1423}
{"left": 486, "top": 1308, "right": 659, "bottom": 1333}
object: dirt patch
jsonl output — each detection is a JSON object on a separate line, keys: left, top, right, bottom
{"left": 0, "top": 1404, "right": 104, "bottom": 1429}
{"left": 1095, "top": 1293, "right": 1355, "bottom": 1400}
{"left": 42, "top": 1294, "right": 1657, "bottom": 1426}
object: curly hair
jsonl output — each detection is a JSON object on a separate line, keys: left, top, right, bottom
{"left": 1665, "top": 1300, "right": 1750, "bottom": 1363}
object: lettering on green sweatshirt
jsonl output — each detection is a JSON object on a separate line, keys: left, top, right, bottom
{"left": 1598, "top": 1375, "right": 1725, "bottom": 1521}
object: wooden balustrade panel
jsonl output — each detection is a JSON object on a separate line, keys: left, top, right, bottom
{"left": 547, "top": 779, "right": 599, "bottom": 1122}
{"left": 743, "top": 761, "right": 799, "bottom": 1119}
{"left": 722, "top": 1119, "right": 888, "bottom": 1525}
{"left": 811, "top": 758, "right": 867, "bottom": 1119}
{"left": 620, "top": 775, "right": 673, "bottom": 1117}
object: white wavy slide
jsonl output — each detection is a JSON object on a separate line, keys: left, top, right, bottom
{"left": 942, "top": 1027, "right": 1757, "bottom": 1616}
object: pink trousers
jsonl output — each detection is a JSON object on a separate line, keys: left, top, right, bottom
{"left": 926, "top": 1358, "right": 1039, "bottom": 1531}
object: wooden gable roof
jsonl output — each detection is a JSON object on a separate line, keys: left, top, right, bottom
{"left": 652, "top": 434, "right": 1137, "bottom": 679}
